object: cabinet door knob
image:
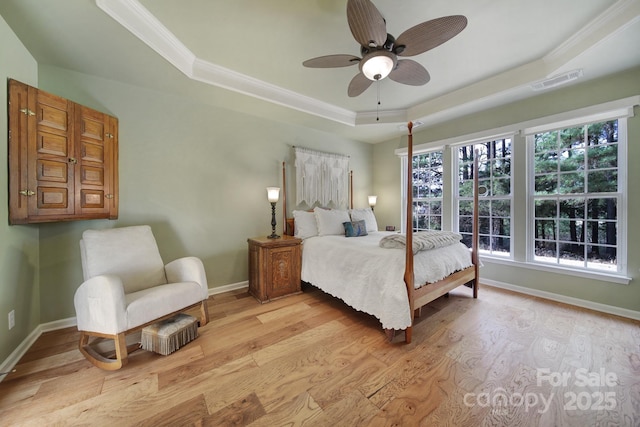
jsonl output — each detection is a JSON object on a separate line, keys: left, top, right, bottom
{"left": 105, "top": 194, "right": 114, "bottom": 199}
{"left": 68, "top": 157, "right": 77, "bottom": 164}
{"left": 19, "top": 190, "right": 35, "bottom": 196}
{"left": 20, "top": 108, "right": 35, "bottom": 116}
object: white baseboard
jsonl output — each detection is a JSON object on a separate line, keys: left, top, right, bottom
{"left": 208, "top": 280, "right": 248, "bottom": 296}
{"left": 0, "top": 324, "right": 43, "bottom": 381}
{"left": 482, "top": 279, "right": 640, "bottom": 321}
{"left": 0, "top": 281, "right": 249, "bottom": 382}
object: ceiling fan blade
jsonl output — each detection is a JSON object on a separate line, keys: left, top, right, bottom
{"left": 347, "top": 0, "right": 387, "bottom": 48}
{"left": 388, "top": 59, "right": 430, "bottom": 86}
{"left": 396, "top": 15, "right": 468, "bottom": 57}
{"left": 348, "top": 73, "right": 373, "bottom": 97}
{"left": 303, "top": 54, "right": 361, "bottom": 68}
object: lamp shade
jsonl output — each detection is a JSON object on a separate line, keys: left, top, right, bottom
{"left": 368, "top": 195, "right": 377, "bottom": 207}
{"left": 266, "top": 187, "right": 280, "bottom": 203}
{"left": 360, "top": 51, "right": 396, "bottom": 81}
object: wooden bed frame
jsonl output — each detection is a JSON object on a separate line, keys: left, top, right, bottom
{"left": 284, "top": 123, "right": 479, "bottom": 343}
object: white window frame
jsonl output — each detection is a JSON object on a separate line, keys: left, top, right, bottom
{"left": 526, "top": 117, "right": 628, "bottom": 277}
{"left": 454, "top": 137, "right": 514, "bottom": 259}
{"left": 399, "top": 148, "right": 445, "bottom": 233}
{"left": 395, "top": 96, "right": 638, "bottom": 284}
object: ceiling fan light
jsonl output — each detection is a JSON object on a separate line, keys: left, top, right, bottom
{"left": 360, "top": 51, "right": 396, "bottom": 81}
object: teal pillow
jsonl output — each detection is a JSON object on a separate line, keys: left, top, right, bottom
{"left": 343, "top": 220, "right": 368, "bottom": 237}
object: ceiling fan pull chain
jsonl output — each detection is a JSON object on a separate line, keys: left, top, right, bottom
{"left": 376, "top": 80, "right": 380, "bottom": 121}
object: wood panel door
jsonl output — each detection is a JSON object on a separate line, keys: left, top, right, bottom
{"left": 75, "top": 105, "right": 118, "bottom": 218}
{"left": 29, "top": 85, "right": 75, "bottom": 219}
{"left": 8, "top": 79, "right": 119, "bottom": 224}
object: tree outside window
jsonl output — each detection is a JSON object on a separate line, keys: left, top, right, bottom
{"left": 532, "top": 120, "right": 619, "bottom": 271}
{"left": 457, "top": 139, "right": 512, "bottom": 256}
{"left": 411, "top": 151, "right": 443, "bottom": 231}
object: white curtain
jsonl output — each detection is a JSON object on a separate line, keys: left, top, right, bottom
{"left": 295, "top": 147, "right": 349, "bottom": 208}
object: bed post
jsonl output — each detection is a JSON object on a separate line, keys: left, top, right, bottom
{"left": 349, "top": 170, "right": 353, "bottom": 209}
{"left": 472, "top": 151, "right": 480, "bottom": 298}
{"left": 404, "top": 122, "right": 415, "bottom": 344}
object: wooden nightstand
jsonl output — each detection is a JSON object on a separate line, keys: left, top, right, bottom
{"left": 247, "top": 235, "right": 302, "bottom": 303}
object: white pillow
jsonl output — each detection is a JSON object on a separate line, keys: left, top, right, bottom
{"left": 293, "top": 210, "right": 318, "bottom": 239}
{"left": 350, "top": 208, "right": 378, "bottom": 232}
{"left": 314, "top": 207, "right": 350, "bottom": 236}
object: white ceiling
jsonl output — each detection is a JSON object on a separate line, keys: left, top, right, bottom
{"left": 2, "top": 0, "right": 639, "bottom": 143}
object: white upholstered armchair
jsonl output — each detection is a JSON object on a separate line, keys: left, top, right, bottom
{"left": 74, "top": 225, "right": 209, "bottom": 370}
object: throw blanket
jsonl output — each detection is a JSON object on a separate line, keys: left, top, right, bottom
{"left": 379, "top": 230, "right": 462, "bottom": 253}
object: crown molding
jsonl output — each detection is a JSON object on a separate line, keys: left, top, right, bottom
{"left": 95, "top": 0, "right": 637, "bottom": 136}
{"left": 96, "top": 0, "right": 358, "bottom": 126}
{"left": 544, "top": 0, "right": 640, "bottom": 72}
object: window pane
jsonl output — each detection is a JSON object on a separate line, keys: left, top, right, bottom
{"left": 491, "top": 158, "right": 511, "bottom": 177}
{"left": 559, "top": 199, "right": 585, "bottom": 219}
{"left": 560, "top": 127, "right": 584, "bottom": 149}
{"left": 459, "top": 180, "right": 473, "bottom": 197}
{"left": 457, "top": 138, "right": 512, "bottom": 257}
{"left": 535, "top": 152, "right": 558, "bottom": 173}
{"left": 479, "top": 236, "right": 491, "bottom": 251}
{"left": 535, "top": 175, "right": 557, "bottom": 195}
{"left": 491, "top": 218, "right": 510, "bottom": 244}
{"left": 535, "top": 220, "right": 556, "bottom": 240}
{"left": 479, "top": 217, "right": 490, "bottom": 234}
{"left": 459, "top": 216, "right": 472, "bottom": 233}
{"left": 459, "top": 200, "right": 473, "bottom": 216}
{"left": 559, "top": 243, "right": 585, "bottom": 267}
{"left": 478, "top": 200, "right": 490, "bottom": 216}
{"left": 559, "top": 172, "right": 584, "bottom": 194}
{"left": 531, "top": 119, "right": 620, "bottom": 272}
{"left": 429, "top": 216, "right": 442, "bottom": 230}
{"left": 588, "top": 170, "right": 617, "bottom": 192}
{"left": 492, "top": 178, "right": 510, "bottom": 196}
{"left": 492, "top": 200, "right": 510, "bottom": 217}
{"left": 587, "top": 120, "right": 618, "bottom": 144}
{"left": 588, "top": 198, "right": 616, "bottom": 220}
{"left": 535, "top": 132, "right": 556, "bottom": 153}
{"left": 535, "top": 199, "right": 557, "bottom": 218}
{"left": 558, "top": 220, "right": 585, "bottom": 242}
{"left": 411, "top": 151, "right": 443, "bottom": 231}
{"left": 587, "top": 145, "right": 617, "bottom": 169}
{"left": 492, "top": 237, "right": 510, "bottom": 255}
{"left": 586, "top": 221, "right": 617, "bottom": 245}
{"left": 535, "top": 241, "right": 557, "bottom": 261}
{"left": 587, "top": 246, "right": 617, "bottom": 270}
{"left": 559, "top": 149, "right": 584, "bottom": 171}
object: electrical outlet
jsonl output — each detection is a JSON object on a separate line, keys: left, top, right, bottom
{"left": 8, "top": 310, "right": 15, "bottom": 330}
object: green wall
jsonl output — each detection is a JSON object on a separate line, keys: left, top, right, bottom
{"left": 374, "top": 66, "right": 640, "bottom": 313}
{"left": 35, "top": 65, "right": 373, "bottom": 324}
{"left": 0, "top": 15, "right": 40, "bottom": 366}
{"left": 0, "top": 15, "right": 373, "bottom": 364}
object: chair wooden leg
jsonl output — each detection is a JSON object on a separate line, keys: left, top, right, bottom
{"left": 78, "top": 331, "right": 128, "bottom": 371}
{"left": 199, "top": 300, "right": 209, "bottom": 326}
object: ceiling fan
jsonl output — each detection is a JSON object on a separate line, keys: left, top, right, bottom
{"left": 303, "top": 0, "right": 468, "bottom": 97}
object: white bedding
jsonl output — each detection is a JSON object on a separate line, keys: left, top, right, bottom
{"left": 301, "top": 231, "right": 473, "bottom": 330}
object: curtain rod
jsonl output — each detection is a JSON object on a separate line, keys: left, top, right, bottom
{"left": 291, "top": 145, "right": 350, "bottom": 159}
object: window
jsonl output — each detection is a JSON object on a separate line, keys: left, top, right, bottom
{"left": 456, "top": 139, "right": 513, "bottom": 256}
{"left": 531, "top": 119, "right": 621, "bottom": 272}
{"left": 411, "top": 151, "right": 443, "bottom": 231}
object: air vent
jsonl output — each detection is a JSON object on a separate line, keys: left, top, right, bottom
{"left": 531, "top": 69, "right": 583, "bottom": 91}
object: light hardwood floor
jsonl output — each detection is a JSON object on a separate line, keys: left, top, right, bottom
{"left": 0, "top": 283, "right": 638, "bottom": 426}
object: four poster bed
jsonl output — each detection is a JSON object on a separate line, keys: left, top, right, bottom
{"left": 284, "top": 122, "right": 479, "bottom": 343}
